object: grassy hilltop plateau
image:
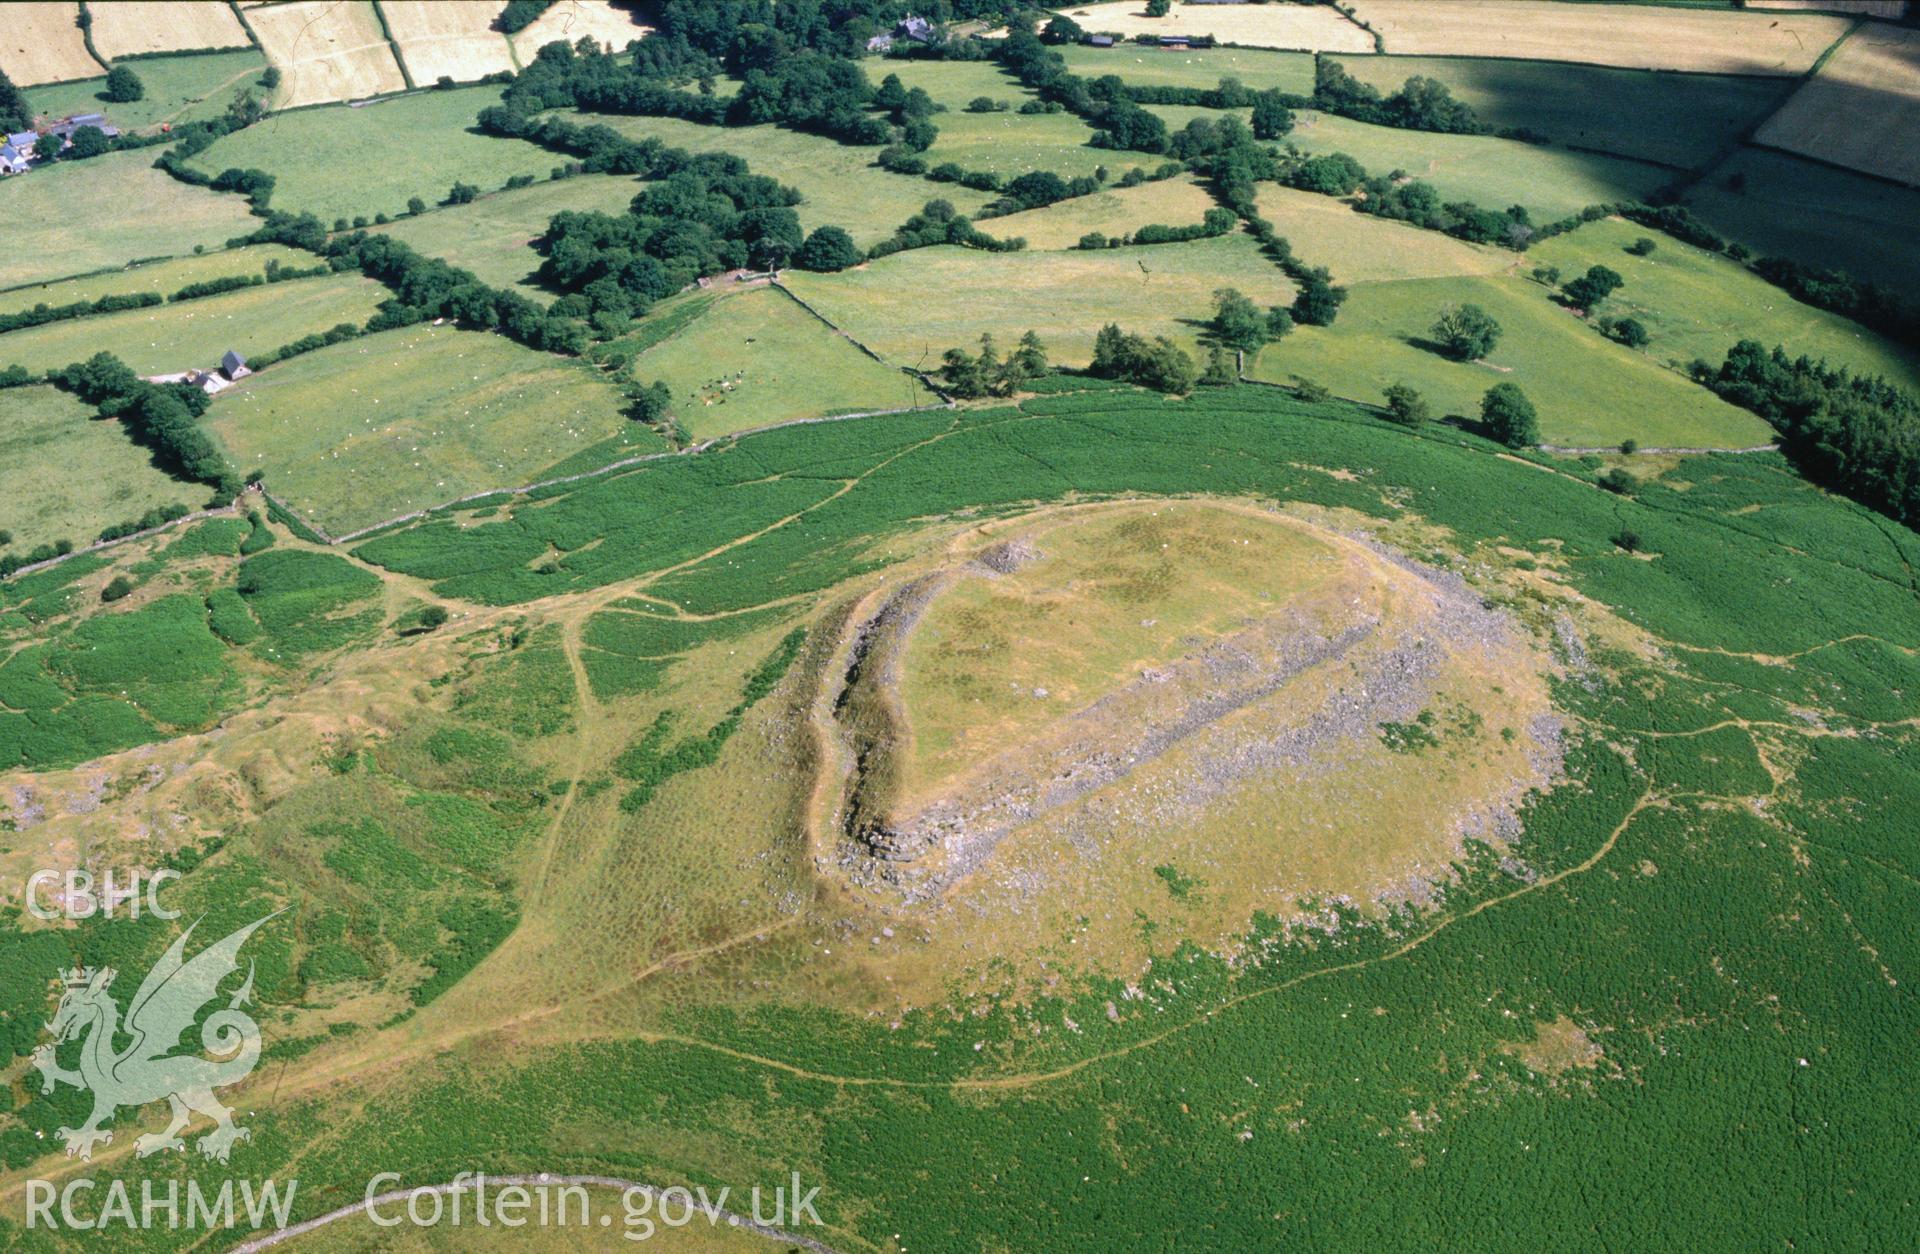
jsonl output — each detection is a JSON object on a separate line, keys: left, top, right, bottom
{"left": 2, "top": 1, "right": 1920, "bottom": 1248}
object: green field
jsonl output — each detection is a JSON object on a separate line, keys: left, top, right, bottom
{"left": 781, "top": 232, "right": 1294, "bottom": 367}
{"left": 621, "top": 286, "right": 935, "bottom": 440}
{"left": 1327, "top": 55, "right": 1795, "bottom": 169}
{"left": 1254, "top": 183, "right": 1513, "bottom": 282}
{"left": 1287, "top": 107, "right": 1677, "bottom": 220}
{"left": 1248, "top": 272, "right": 1774, "bottom": 447}
{"left": 917, "top": 104, "right": 1133, "bottom": 181}
{"left": 207, "top": 324, "right": 659, "bottom": 535}
{"left": 0, "top": 271, "right": 387, "bottom": 375}
{"left": 0, "top": 149, "right": 260, "bottom": 289}
{"left": 987, "top": 175, "right": 1220, "bottom": 248}
{"left": 1686, "top": 147, "right": 1920, "bottom": 292}
{"left": 8, "top": 379, "right": 1920, "bottom": 1248}
{"left": 565, "top": 111, "right": 996, "bottom": 246}
{"left": 0, "top": 243, "right": 312, "bottom": 317}
{"left": 24, "top": 48, "right": 272, "bottom": 133}
{"left": 877, "top": 58, "right": 1032, "bottom": 111}
{"left": 1058, "top": 42, "right": 1316, "bottom": 95}
{"left": 5, "top": 28, "right": 1920, "bottom": 1254}
{"left": 1169, "top": 105, "right": 1674, "bottom": 222}
{"left": 182, "top": 87, "right": 560, "bottom": 224}
{"left": 1529, "top": 217, "right": 1920, "bottom": 392}
{"left": 370, "top": 174, "right": 645, "bottom": 300}
{"left": 878, "top": 59, "right": 1165, "bottom": 181}
{"left": 0, "top": 385, "right": 195, "bottom": 552}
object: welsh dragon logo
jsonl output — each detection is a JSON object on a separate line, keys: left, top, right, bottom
{"left": 32, "top": 913, "right": 279, "bottom": 1163}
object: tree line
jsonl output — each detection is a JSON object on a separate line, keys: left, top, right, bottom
{"left": 44, "top": 352, "right": 238, "bottom": 499}
{"left": 1702, "top": 341, "right": 1920, "bottom": 528}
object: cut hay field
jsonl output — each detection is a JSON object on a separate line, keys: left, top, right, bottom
{"left": 0, "top": 2, "right": 99, "bottom": 86}
{"left": 380, "top": 0, "right": 517, "bottom": 86}
{"left": 986, "top": 176, "right": 1219, "bottom": 249}
{"left": 0, "top": 243, "right": 311, "bottom": 318}
{"left": 507, "top": 0, "right": 652, "bottom": 60}
{"left": 0, "top": 269, "right": 385, "bottom": 376}
{"left": 184, "top": 87, "right": 558, "bottom": 223}
{"left": 1347, "top": 0, "right": 1850, "bottom": 74}
{"left": 1326, "top": 54, "right": 1797, "bottom": 170}
{"left": 242, "top": 0, "right": 406, "bottom": 108}
{"left": 1754, "top": 22, "right": 1920, "bottom": 187}
{"left": 781, "top": 233, "right": 1293, "bottom": 368}
{"left": 621, "top": 287, "right": 934, "bottom": 440}
{"left": 209, "top": 324, "right": 658, "bottom": 535}
{"left": 88, "top": 1, "right": 249, "bottom": 58}
{"left": 1275, "top": 107, "right": 1673, "bottom": 221}
{"left": 0, "top": 386, "right": 193, "bottom": 552}
{"left": 1686, "top": 147, "right": 1920, "bottom": 292}
{"left": 0, "top": 149, "right": 259, "bottom": 290}
{"left": 1248, "top": 272, "right": 1774, "bottom": 448}
{"left": 1057, "top": 1, "right": 1373, "bottom": 52}
{"left": 1529, "top": 217, "right": 1920, "bottom": 392}
{"left": 1058, "top": 43, "right": 1315, "bottom": 96}
{"left": 566, "top": 112, "right": 994, "bottom": 246}
{"left": 1252, "top": 184, "right": 1511, "bottom": 283}
{"left": 371, "top": 174, "right": 642, "bottom": 299}
{"left": 24, "top": 48, "right": 272, "bottom": 132}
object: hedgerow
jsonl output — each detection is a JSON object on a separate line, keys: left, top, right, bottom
{"left": 0, "top": 290, "right": 162, "bottom": 337}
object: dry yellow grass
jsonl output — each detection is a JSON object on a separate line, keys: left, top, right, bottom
{"left": 245, "top": 0, "right": 407, "bottom": 107}
{"left": 1348, "top": 0, "right": 1851, "bottom": 74}
{"left": 1251, "top": 184, "right": 1510, "bottom": 283}
{"left": 983, "top": 175, "right": 1219, "bottom": 248}
{"left": 381, "top": 0, "right": 517, "bottom": 84}
{"left": 508, "top": 0, "right": 652, "bottom": 60}
{"left": 1048, "top": 0, "right": 1373, "bottom": 52}
{"left": 0, "top": 2, "right": 100, "bottom": 86}
{"left": 88, "top": 1, "right": 248, "bottom": 59}
{"left": 1755, "top": 22, "right": 1920, "bottom": 187}
{"left": 803, "top": 499, "right": 1565, "bottom": 1000}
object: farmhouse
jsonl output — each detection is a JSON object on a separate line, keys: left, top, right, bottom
{"left": 2, "top": 130, "right": 37, "bottom": 174}
{"left": 151, "top": 349, "right": 252, "bottom": 395}
{"left": 867, "top": 14, "right": 939, "bottom": 51}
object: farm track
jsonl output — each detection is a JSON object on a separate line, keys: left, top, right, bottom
{"left": 8, "top": 372, "right": 1914, "bottom": 1214}
{"left": 548, "top": 784, "right": 1664, "bottom": 1094}
{"left": 228, "top": 620, "right": 1909, "bottom": 1109}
